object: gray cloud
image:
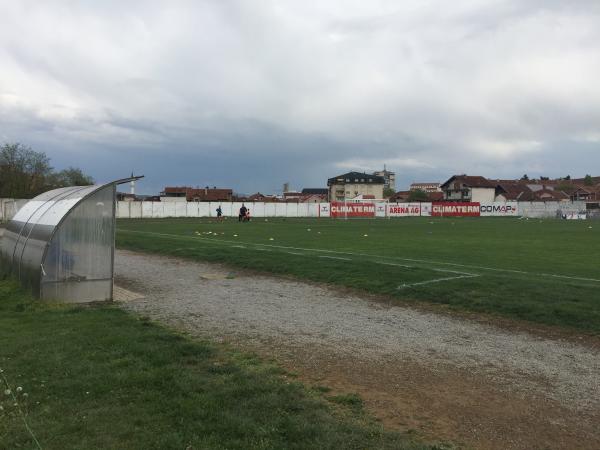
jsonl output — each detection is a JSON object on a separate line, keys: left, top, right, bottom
{"left": 1, "top": 0, "right": 599, "bottom": 194}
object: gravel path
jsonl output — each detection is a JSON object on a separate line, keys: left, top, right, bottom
{"left": 115, "top": 249, "right": 600, "bottom": 449}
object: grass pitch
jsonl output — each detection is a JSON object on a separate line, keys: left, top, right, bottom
{"left": 117, "top": 217, "right": 600, "bottom": 334}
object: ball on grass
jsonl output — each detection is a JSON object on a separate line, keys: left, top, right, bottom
{"left": 269, "top": 237, "right": 274, "bottom": 241}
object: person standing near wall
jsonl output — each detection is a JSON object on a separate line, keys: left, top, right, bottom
{"left": 239, "top": 204, "right": 247, "bottom": 222}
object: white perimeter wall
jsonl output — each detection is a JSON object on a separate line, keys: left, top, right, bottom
{"left": 1, "top": 198, "right": 587, "bottom": 221}
{"left": 114, "top": 200, "right": 588, "bottom": 219}
{"left": 116, "top": 201, "right": 323, "bottom": 218}
{"left": 0, "top": 199, "right": 29, "bottom": 222}
{"left": 519, "top": 201, "right": 587, "bottom": 218}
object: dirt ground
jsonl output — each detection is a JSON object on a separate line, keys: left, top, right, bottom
{"left": 115, "top": 250, "right": 600, "bottom": 450}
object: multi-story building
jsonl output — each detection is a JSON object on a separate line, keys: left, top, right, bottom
{"left": 409, "top": 182, "right": 441, "bottom": 193}
{"left": 327, "top": 172, "right": 385, "bottom": 201}
{"left": 373, "top": 166, "right": 395, "bottom": 191}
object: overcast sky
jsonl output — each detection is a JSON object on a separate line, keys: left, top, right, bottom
{"left": 1, "top": 1, "right": 599, "bottom": 194}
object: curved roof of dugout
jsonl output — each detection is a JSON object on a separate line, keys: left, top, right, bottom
{"left": 0, "top": 176, "right": 142, "bottom": 301}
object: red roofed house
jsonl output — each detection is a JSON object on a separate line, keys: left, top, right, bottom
{"left": 248, "top": 192, "right": 278, "bottom": 202}
{"left": 300, "top": 188, "right": 328, "bottom": 203}
{"left": 161, "top": 186, "right": 233, "bottom": 202}
{"left": 440, "top": 175, "right": 496, "bottom": 203}
{"left": 389, "top": 191, "right": 411, "bottom": 202}
{"left": 570, "top": 185, "right": 600, "bottom": 202}
{"left": 427, "top": 191, "right": 444, "bottom": 202}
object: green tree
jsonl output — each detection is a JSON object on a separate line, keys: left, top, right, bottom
{"left": 0, "top": 142, "right": 94, "bottom": 198}
{"left": 584, "top": 174, "right": 594, "bottom": 186}
{"left": 0, "top": 143, "right": 52, "bottom": 198}
{"left": 407, "top": 189, "right": 429, "bottom": 202}
{"left": 382, "top": 187, "right": 395, "bottom": 198}
{"left": 521, "top": 174, "right": 529, "bottom": 180}
{"left": 48, "top": 167, "right": 94, "bottom": 188}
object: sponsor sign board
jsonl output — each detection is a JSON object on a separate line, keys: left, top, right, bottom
{"left": 432, "top": 202, "right": 480, "bottom": 217}
{"left": 387, "top": 203, "right": 423, "bottom": 217}
{"left": 330, "top": 202, "right": 375, "bottom": 218}
{"left": 479, "top": 202, "right": 519, "bottom": 216}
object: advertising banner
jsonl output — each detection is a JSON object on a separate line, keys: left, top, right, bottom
{"left": 387, "top": 203, "right": 423, "bottom": 217}
{"left": 330, "top": 202, "right": 375, "bottom": 218}
{"left": 432, "top": 202, "right": 480, "bottom": 217}
{"left": 479, "top": 202, "right": 519, "bottom": 216}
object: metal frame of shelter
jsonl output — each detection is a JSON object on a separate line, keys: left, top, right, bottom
{"left": 0, "top": 176, "right": 142, "bottom": 303}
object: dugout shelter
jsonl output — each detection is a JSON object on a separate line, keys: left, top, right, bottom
{"left": 0, "top": 176, "right": 142, "bottom": 303}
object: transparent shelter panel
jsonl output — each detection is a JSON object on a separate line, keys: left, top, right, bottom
{"left": 41, "top": 185, "right": 115, "bottom": 301}
{"left": 0, "top": 181, "right": 121, "bottom": 302}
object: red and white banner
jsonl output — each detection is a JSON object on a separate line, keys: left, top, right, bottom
{"left": 432, "top": 202, "right": 480, "bottom": 217}
{"left": 387, "top": 203, "right": 424, "bottom": 217}
{"left": 330, "top": 202, "right": 375, "bottom": 218}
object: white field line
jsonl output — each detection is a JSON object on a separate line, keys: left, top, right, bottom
{"left": 122, "top": 230, "right": 472, "bottom": 276}
{"left": 430, "top": 267, "right": 478, "bottom": 275}
{"left": 539, "top": 273, "right": 600, "bottom": 283}
{"left": 318, "top": 255, "right": 352, "bottom": 261}
{"left": 373, "top": 261, "right": 413, "bottom": 269}
{"left": 119, "top": 230, "right": 600, "bottom": 284}
{"left": 399, "top": 274, "right": 480, "bottom": 289}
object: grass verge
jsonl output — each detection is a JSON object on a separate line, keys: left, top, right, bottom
{"left": 0, "top": 280, "right": 443, "bottom": 450}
